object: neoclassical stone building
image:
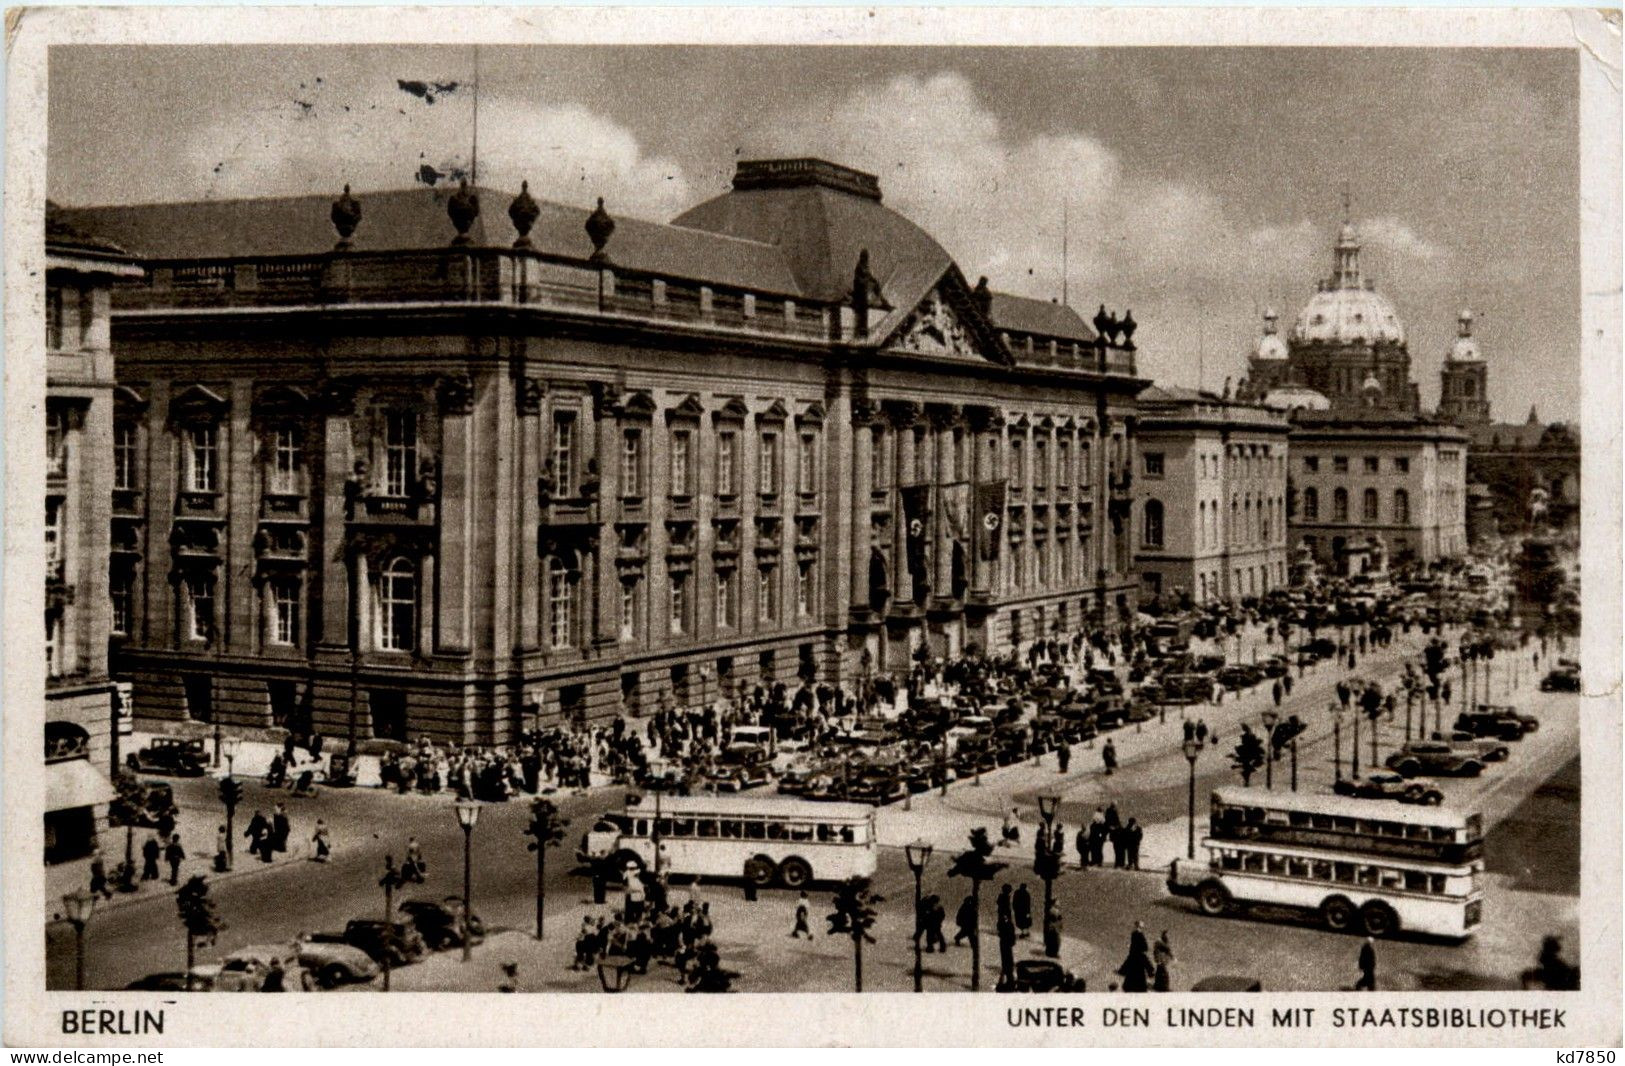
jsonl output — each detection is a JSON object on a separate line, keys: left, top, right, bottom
{"left": 63, "top": 158, "right": 1145, "bottom": 745}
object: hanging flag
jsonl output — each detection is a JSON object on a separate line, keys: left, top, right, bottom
{"left": 901, "top": 484, "right": 932, "bottom": 595}
{"left": 974, "top": 481, "right": 1007, "bottom": 560}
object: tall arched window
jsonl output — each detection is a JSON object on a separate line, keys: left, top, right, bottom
{"left": 1303, "top": 488, "right": 1319, "bottom": 521}
{"left": 1363, "top": 487, "right": 1380, "bottom": 523}
{"left": 1393, "top": 489, "right": 1410, "bottom": 524}
{"left": 1332, "top": 488, "right": 1349, "bottom": 523}
{"left": 1143, "top": 500, "right": 1164, "bottom": 548}
{"left": 1197, "top": 500, "right": 1207, "bottom": 549}
{"left": 377, "top": 557, "right": 416, "bottom": 652}
{"left": 548, "top": 556, "right": 575, "bottom": 650}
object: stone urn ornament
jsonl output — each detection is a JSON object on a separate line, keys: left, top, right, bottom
{"left": 585, "top": 197, "right": 615, "bottom": 262}
{"left": 448, "top": 180, "right": 481, "bottom": 245}
{"left": 508, "top": 180, "right": 540, "bottom": 248}
{"left": 330, "top": 184, "right": 361, "bottom": 250}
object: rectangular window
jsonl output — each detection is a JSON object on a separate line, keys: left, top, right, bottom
{"left": 271, "top": 578, "right": 300, "bottom": 646}
{"left": 757, "top": 566, "right": 777, "bottom": 623}
{"left": 759, "top": 432, "right": 779, "bottom": 494}
{"left": 621, "top": 428, "right": 644, "bottom": 497}
{"left": 79, "top": 287, "right": 96, "bottom": 348}
{"left": 1363, "top": 456, "right": 1380, "bottom": 474}
{"left": 716, "top": 432, "right": 738, "bottom": 495}
{"left": 1034, "top": 438, "right": 1049, "bottom": 489}
{"left": 620, "top": 578, "right": 638, "bottom": 642}
{"left": 797, "top": 560, "right": 814, "bottom": 617}
{"left": 45, "top": 610, "right": 62, "bottom": 677}
{"left": 270, "top": 427, "right": 302, "bottom": 495}
{"left": 187, "top": 574, "right": 216, "bottom": 642}
{"left": 187, "top": 425, "right": 217, "bottom": 492}
{"left": 110, "top": 568, "right": 133, "bottom": 637}
{"left": 1303, "top": 456, "right": 1319, "bottom": 473}
{"left": 1011, "top": 438, "right": 1026, "bottom": 488}
{"left": 1333, "top": 455, "right": 1349, "bottom": 474}
{"left": 1143, "top": 452, "right": 1164, "bottom": 478}
{"left": 715, "top": 570, "right": 734, "bottom": 629}
{"left": 549, "top": 562, "right": 574, "bottom": 650}
{"left": 384, "top": 412, "right": 416, "bottom": 497}
{"left": 798, "top": 432, "right": 818, "bottom": 495}
{"left": 1057, "top": 440, "right": 1072, "bottom": 489}
{"left": 870, "top": 429, "right": 887, "bottom": 489}
{"left": 552, "top": 413, "right": 576, "bottom": 497}
{"left": 46, "top": 410, "right": 68, "bottom": 478}
{"left": 114, "top": 422, "right": 139, "bottom": 491}
{"left": 671, "top": 429, "right": 693, "bottom": 496}
{"left": 1394, "top": 457, "right": 1410, "bottom": 474}
{"left": 669, "top": 572, "right": 687, "bottom": 636}
{"left": 44, "top": 497, "right": 63, "bottom": 575}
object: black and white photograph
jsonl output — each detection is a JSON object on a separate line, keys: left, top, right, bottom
{"left": 5, "top": 6, "right": 1619, "bottom": 1048}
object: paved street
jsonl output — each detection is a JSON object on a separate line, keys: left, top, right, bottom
{"left": 47, "top": 623, "right": 1579, "bottom": 993}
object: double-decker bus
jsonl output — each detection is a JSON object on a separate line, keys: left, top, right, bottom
{"left": 1208, "top": 786, "right": 1483, "bottom": 864}
{"left": 578, "top": 794, "right": 877, "bottom": 889}
{"left": 1169, "top": 788, "right": 1484, "bottom": 940}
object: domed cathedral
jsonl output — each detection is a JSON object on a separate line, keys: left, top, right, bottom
{"left": 1240, "top": 210, "right": 1420, "bottom": 413}
{"left": 60, "top": 157, "right": 1147, "bottom": 745}
{"left": 1437, "top": 309, "right": 1490, "bottom": 425}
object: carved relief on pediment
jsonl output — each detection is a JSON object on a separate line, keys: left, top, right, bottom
{"left": 892, "top": 287, "right": 981, "bottom": 360}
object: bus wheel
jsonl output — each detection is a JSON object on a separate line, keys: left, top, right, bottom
{"left": 1196, "top": 881, "right": 1231, "bottom": 916}
{"left": 1321, "top": 896, "right": 1357, "bottom": 932}
{"left": 745, "top": 855, "right": 777, "bottom": 888}
{"left": 778, "top": 857, "right": 813, "bottom": 889}
{"left": 1360, "top": 901, "right": 1398, "bottom": 938}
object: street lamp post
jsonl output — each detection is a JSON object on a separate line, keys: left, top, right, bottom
{"left": 1350, "top": 695, "right": 1361, "bottom": 780}
{"left": 1181, "top": 739, "right": 1201, "bottom": 860}
{"left": 222, "top": 735, "right": 240, "bottom": 779}
{"left": 1036, "top": 792, "right": 1061, "bottom": 958}
{"left": 454, "top": 800, "right": 481, "bottom": 963}
{"left": 1290, "top": 736, "right": 1299, "bottom": 792}
{"left": 904, "top": 839, "right": 933, "bottom": 993}
{"left": 379, "top": 854, "right": 406, "bottom": 991}
{"left": 1260, "top": 709, "right": 1278, "bottom": 791}
{"left": 1330, "top": 702, "right": 1344, "bottom": 783}
{"left": 61, "top": 890, "right": 95, "bottom": 991}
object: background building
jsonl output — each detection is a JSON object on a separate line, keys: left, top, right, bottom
{"left": 44, "top": 206, "right": 141, "bottom": 861}
{"left": 1133, "top": 387, "right": 1290, "bottom": 605}
{"left": 61, "top": 158, "right": 1145, "bottom": 746}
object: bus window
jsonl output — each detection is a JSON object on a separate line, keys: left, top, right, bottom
{"left": 1334, "top": 862, "right": 1356, "bottom": 883}
{"left": 1311, "top": 860, "right": 1333, "bottom": 880}
{"left": 1404, "top": 824, "right": 1429, "bottom": 839}
{"left": 1378, "top": 867, "right": 1404, "bottom": 889}
{"left": 1333, "top": 817, "right": 1358, "bottom": 834}
{"left": 1288, "top": 812, "right": 1312, "bottom": 828}
{"left": 1312, "top": 814, "right": 1335, "bottom": 830}
{"left": 720, "top": 820, "right": 743, "bottom": 839}
{"left": 744, "top": 820, "right": 766, "bottom": 840}
{"left": 1265, "top": 854, "right": 1288, "bottom": 875}
{"left": 1219, "top": 850, "right": 1242, "bottom": 871}
{"left": 1356, "top": 865, "right": 1381, "bottom": 887}
{"left": 1242, "top": 852, "right": 1266, "bottom": 872}
{"left": 1264, "top": 810, "right": 1289, "bottom": 826}
{"left": 1464, "top": 814, "right": 1483, "bottom": 839}
{"left": 1428, "top": 826, "right": 1453, "bottom": 842}
{"left": 788, "top": 822, "right": 813, "bottom": 842}
{"left": 766, "top": 821, "right": 787, "bottom": 840}
{"left": 1403, "top": 869, "right": 1430, "bottom": 892}
{"left": 654, "top": 818, "right": 672, "bottom": 837}
{"left": 674, "top": 819, "right": 696, "bottom": 837}
{"left": 839, "top": 825, "right": 855, "bottom": 844}
{"left": 635, "top": 820, "right": 649, "bottom": 836}
{"left": 1380, "top": 821, "right": 1405, "bottom": 838}
{"left": 696, "top": 819, "right": 718, "bottom": 838}
{"left": 1288, "top": 857, "right": 1311, "bottom": 878}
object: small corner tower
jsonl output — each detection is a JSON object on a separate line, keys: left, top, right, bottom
{"left": 1437, "top": 308, "right": 1490, "bottom": 425}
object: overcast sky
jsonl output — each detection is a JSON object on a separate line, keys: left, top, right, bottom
{"left": 49, "top": 45, "right": 1580, "bottom": 423}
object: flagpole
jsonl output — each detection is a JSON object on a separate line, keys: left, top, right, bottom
{"left": 471, "top": 45, "right": 480, "bottom": 183}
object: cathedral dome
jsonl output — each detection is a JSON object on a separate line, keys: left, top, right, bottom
{"left": 1447, "top": 308, "right": 1481, "bottom": 362}
{"left": 1288, "top": 219, "right": 1407, "bottom": 347}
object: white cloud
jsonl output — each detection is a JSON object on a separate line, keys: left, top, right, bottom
{"left": 166, "top": 77, "right": 694, "bottom": 218}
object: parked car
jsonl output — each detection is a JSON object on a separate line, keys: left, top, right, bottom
{"left": 776, "top": 755, "right": 825, "bottom": 796}
{"left": 295, "top": 939, "right": 381, "bottom": 988}
{"left": 1087, "top": 669, "right": 1124, "bottom": 698}
{"left": 1160, "top": 674, "right": 1211, "bottom": 705}
{"left": 125, "top": 736, "right": 209, "bottom": 777}
{"left": 1385, "top": 741, "right": 1484, "bottom": 779}
{"left": 1217, "top": 664, "right": 1263, "bottom": 690}
{"left": 399, "top": 898, "right": 485, "bottom": 950}
{"left": 1332, "top": 771, "right": 1444, "bottom": 806}
{"left": 306, "top": 919, "right": 427, "bottom": 968}
{"left": 1437, "top": 730, "right": 1511, "bottom": 763}
{"left": 1259, "top": 656, "right": 1291, "bottom": 680}
{"left": 708, "top": 744, "right": 774, "bottom": 792}
{"left": 1540, "top": 667, "right": 1581, "bottom": 693}
{"left": 1455, "top": 705, "right": 1538, "bottom": 740}
{"left": 847, "top": 766, "right": 906, "bottom": 805}
{"left": 125, "top": 971, "right": 208, "bottom": 992}
{"left": 1297, "top": 638, "right": 1338, "bottom": 661}
{"left": 203, "top": 944, "right": 314, "bottom": 991}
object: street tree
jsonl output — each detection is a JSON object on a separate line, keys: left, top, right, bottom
{"left": 524, "top": 797, "right": 569, "bottom": 940}
{"left": 106, "top": 774, "right": 151, "bottom": 892}
{"left": 947, "top": 827, "right": 1007, "bottom": 991}
{"left": 1230, "top": 726, "right": 1265, "bottom": 786}
{"left": 175, "top": 875, "right": 222, "bottom": 983}
{"left": 826, "top": 876, "right": 883, "bottom": 992}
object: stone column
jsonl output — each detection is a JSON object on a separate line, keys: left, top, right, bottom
{"left": 516, "top": 378, "right": 543, "bottom": 652}
{"left": 848, "top": 402, "right": 875, "bottom": 615}
{"left": 932, "top": 405, "right": 959, "bottom": 598}
{"left": 889, "top": 402, "right": 919, "bottom": 607}
{"left": 317, "top": 381, "right": 356, "bottom": 653}
{"left": 435, "top": 374, "right": 475, "bottom": 652}
{"left": 591, "top": 383, "right": 622, "bottom": 647}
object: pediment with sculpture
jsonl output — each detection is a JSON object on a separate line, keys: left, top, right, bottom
{"left": 888, "top": 285, "right": 987, "bottom": 362}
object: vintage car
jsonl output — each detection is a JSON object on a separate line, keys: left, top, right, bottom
{"left": 126, "top": 736, "right": 209, "bottom": 777}
{"left": 1384, "top": 741, "right": 1484, "bottom": 779}
{"left": 708, "top": 743, "right": 774, "bottom": 792}
{"left": 1159, "top": 673, "right": 1212, "bottom": 705}
{"left": 200, "top": 944, "right": 314, "bottom": 992}
{"left": 1455, "top": 706, "right": 1538, "bottom": 741}
{"left": 1540, "top": 666, "right": 1581, "bottom": 693}
{"left": 125, "top": 971, "right": 210, "bottom": 992}
{"left": 1297, "top": 638, "right": 1338, "bottom": 661}
{"left": 398, "top": 898, "right": 485, "bottom": 950}
{"left": 307, "top": 919, "right": 427, "bottom": 968}
{"left": 1217, "top": 664, "right": 1263, "bottom": 691}
{"left": 1332, "top": 771, "right": 1444, "bottom": 806}
{"left": 295, "top": 938, "right": 382, "bottom": 988}
{"left": 775, "top": 754, "right": 826, "bottom": 796}
{"left": 1121, "top": 698, "right": 1158, "bottom": 724}
{"left": 846, "top": 765, "right": 908, "bottom": 806}
{"left": 1087, "top": 669, "right": 1125, "bottom": 698}
{"left": 1259, "top": 656, "right": 1292, "bottom": 680}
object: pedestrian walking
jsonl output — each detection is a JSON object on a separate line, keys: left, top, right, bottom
{"left": 1355, "top": 937, "right": 1378, "bottom": 991}
{"left": 1272, "top": 680, "right": 1283, "bottom": 707}
{"left": 1283, "top": 673, "right": 1294, "bottom": 697}
{"left": 1195, "top": 719, "right": 1208, "bottom": 744}
{"left": 996, "top": 884, "right": 1013, "bottom": 930}
{"left": 996, "top": 907, "right": 1017, "bottom": 988}
{"left": 214, "top": 825, "right": 229, "bottom": 872}
{"left": 1102, "top": 739, "right": 1118, "bottom": 776}
{"left": 141, "top": 835, "right": 162, "bottom": 882}
{"left": 1124, "top": 818, "right": 1143, "bottom": 870}
{"left": 1013, "top": 883, "right": 1033, "bottom": 939}
{"left": 954, "top": 895, "right": 977, "bottom": 946}
{"left": 1183, "top": 719, "right": 1196, "bottom": 742}
{"left": 1152, "top": 930, "right": 1175, "bottom": 991}
{"left": 1043, "top": 900, "right": 1062, "bottom": 958}
{"left": 924, "top": 896, "right": 948, "bottom": 953}
{"left": 88, "top": 849, "right": 113, "bottom": 899}
{"left": 308, "top": 731, "right": 325, "bottom": 762}
{"left": 1057, "top": 743, "right": 1072, "bottom": 774}
{"left": 261, "top": 957, "right": 287, "bottom": 992}
{"left": 163, "top": 833, "right": 186, "bottom": 885}
{"left": 272, "top": 804, "right": 291, "bottom": 854}
{"left": 1075, "top": 825, "right": 1089, "bottom": 870}
{"left": 404, "top": 836, "right": 426, "bottom": 882}
{"left": 311, "top": 819, "right": 331, "bottom": 862}
{"left": 790, "top": 891, "right": 812, "bottom": 939}
{"left": 1118, "top": 931, "right": 1153, "bottom": 992}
